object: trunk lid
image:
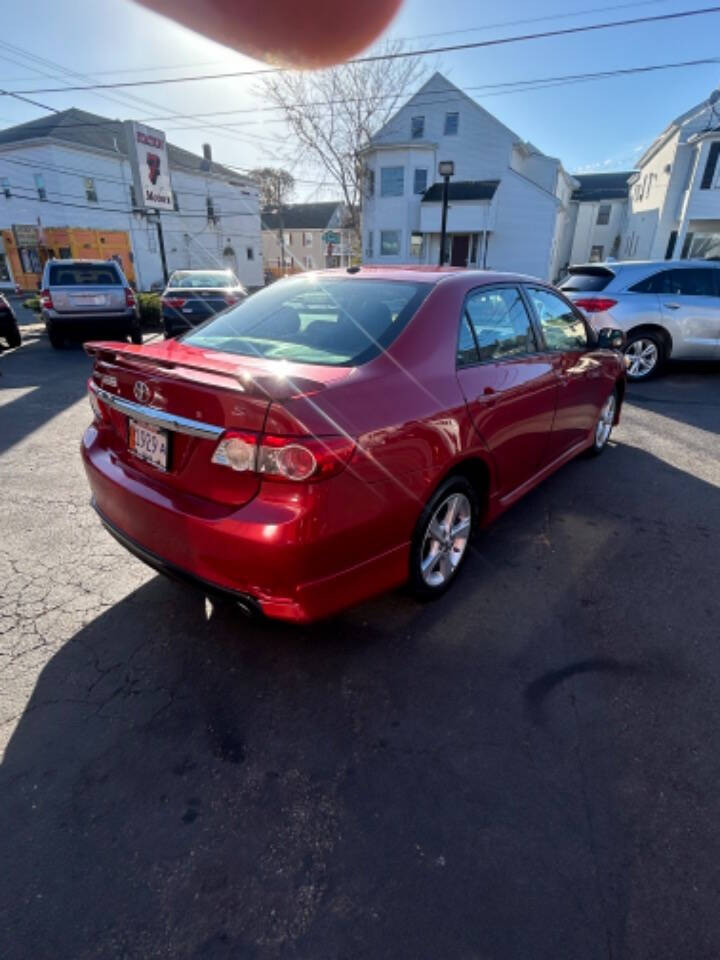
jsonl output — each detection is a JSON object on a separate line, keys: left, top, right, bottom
{"left": 86, "top": 339, "right": 353, "bottom": 507}
{"left": 53, "top": 285, "right": 127, "bottom": 313}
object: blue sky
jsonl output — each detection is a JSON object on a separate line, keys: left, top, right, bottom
{"left": 1, "top": 0, "right": 719, "bottom": 199}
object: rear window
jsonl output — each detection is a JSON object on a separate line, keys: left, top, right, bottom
{"left": 168, "top": 271, "right": 236, "bottom": 289}
{"left": 559, "top": 268, "right": 614, "bottom": 293}
{"left": 49, "top": 264, "right": 121, "bottom": 286}
{"left": 182, "top": 276, "right": 432, "bottom": 366}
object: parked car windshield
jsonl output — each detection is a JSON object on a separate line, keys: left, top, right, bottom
{"left": 182, "top": 276, "right": 432, "bottom": 366}
{"left": 48, "top": 264, "right": 122, "bottom": 285}
{"left": 559, "top": 268, "right": 614, "bottom": 292}
{"left": 168, "top": 271, "right": 237, "bottom": 288}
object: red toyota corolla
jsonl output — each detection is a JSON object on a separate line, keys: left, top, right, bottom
{"left": 82, "top": 267, "right": 625, "bottom": 622}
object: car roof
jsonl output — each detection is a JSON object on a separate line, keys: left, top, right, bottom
{"left": 305, "top": 266, "right": 546, "bottom": 286}
{"left": 568, "top": 259, "right": 717, "bottom": 272}
{"left": 46, "top": 258, "right": 122, "bottom": 266}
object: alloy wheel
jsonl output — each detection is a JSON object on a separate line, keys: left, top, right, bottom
{"left": 420, "top": 492, "right": 472, "bottom": 587}
{"left": 595, "top": 392, "right": 616, "bottom": 449}
{"left": 625, "top": 338, "right": 658, "bottom": 378}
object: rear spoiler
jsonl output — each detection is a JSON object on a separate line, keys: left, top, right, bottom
{"left": 84, "top": 341, "right": 329, "bottom": 401}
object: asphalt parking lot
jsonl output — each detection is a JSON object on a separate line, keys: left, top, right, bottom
{"left": 1, "top": 304, "right": 719, "bottom": 959}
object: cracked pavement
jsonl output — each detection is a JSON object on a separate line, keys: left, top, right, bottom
{"left": 1, "top": 309, "right": 720, "bottom": 959}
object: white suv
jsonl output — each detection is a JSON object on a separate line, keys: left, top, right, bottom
{"left": 559, "top": 260, "right": 720, "bottom": 380}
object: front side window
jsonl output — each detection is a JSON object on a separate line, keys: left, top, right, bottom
{"left": 380, "top": 166, "right": 404, "bottom": 197}
{"left": 380, "top": 230, "right": 401, "bottom": 256}
{"left": 464, "top": 286, "right": 537, "bottom": 362}
{"left": 411, "top": 116, "right": 425, "bottom": 139}
{"left": 444, "top": 112, "right": 459, "bottom": 136}
{"left": 182, "top": 276, "right": 432, "bottom": 367}
{"left": 596, "top": 203, "right": 611, "bottom": 225}
{"left": 528, "top": 287, "right": 588, "bottom": 351}
{"left": 84, "top": 177, "right": 98, "bottom": 203}
{"left": 413, "top": 168, "right": 428, "bottom": 195}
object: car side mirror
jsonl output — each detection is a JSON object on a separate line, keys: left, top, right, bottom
{"left": 597, "top": 327, "right": 625, "bottom": 351}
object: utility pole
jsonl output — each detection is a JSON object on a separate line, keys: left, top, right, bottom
{"left": 147, "top": 211, "right": 168, "bottom": 285}
{"left": 437, "top": 161, "right": 455, "bottom": 266}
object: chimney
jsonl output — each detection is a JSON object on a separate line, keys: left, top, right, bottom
{"left": 201, "top": 143, "right": 212, "bottom": 170}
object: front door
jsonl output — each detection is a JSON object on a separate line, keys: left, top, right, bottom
{"left": 451, "top": 235, "right": 470, "bottom": 267}
{"left": 456, "top": 285, "right": 558, "bottom": 497}
{"left": 524, "top": 286, "right": 606, "bottom": 462}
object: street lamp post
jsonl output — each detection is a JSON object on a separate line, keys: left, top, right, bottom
{"left": 438, "top": 160, "right": 455, "bottom": 266}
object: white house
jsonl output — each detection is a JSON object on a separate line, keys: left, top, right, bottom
{"left": 566, "top": 172, "right": 633, "bottom": 266}
{"left": 360, "top": 72, "right": 578, "bottom": 281}
{"left": 0, "top": 108, "right": 263, "bottom": 292}
{"left": 621, "top": 91, "right": 720, "bottom": 262}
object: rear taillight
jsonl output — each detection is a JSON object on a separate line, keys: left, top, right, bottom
{"left": 125, "top": 287, "right": 137, "bottom": 308}
{"left": 40, "top": 288, "right": 53, "bottom": 310}
{"left": 162, "top": 296, "right": 187, "bottom": 309}
{"left": 224, "top": 293, "right": 243, "bottom": 306}
{"left": 574, "top": 297, "right": 617, "bottom": 313}
{"left": 212, "top": 432, "right": 355, "bottom": 482}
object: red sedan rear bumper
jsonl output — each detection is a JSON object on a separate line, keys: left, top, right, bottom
{"left": 81, "top": 425, "right": 409, "bottom": 622}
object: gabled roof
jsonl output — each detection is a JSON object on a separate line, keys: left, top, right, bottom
{"left": 571, "top": 172, "right": 634, "bottom": 201}
{"left": 262, "top": 201, "right": 343, "bottom": 230}
{"left": 0, "top": 107, "right": 248, "bottom": 183}
{"left": 636, "top": 95, "right": 717, "bottom": 168}
{"left": 422, "top": 180, "right": 499, "bottom": 202}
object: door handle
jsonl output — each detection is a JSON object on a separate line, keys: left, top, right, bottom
{"left": 664, "top": 302, "right": 681, "bottom": 310}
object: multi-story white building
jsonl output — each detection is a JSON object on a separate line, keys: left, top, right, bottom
{"left": 621, "top": 92, "right": 720, "bottom": 262}
{"left": 0, "top": 108, "right": 263, "bottom": 292}
{"left": 360, "top": 72, "right": 578, "bottom": 281}
{"left": 565, "top": 172, "right": 632, "bottom": 267}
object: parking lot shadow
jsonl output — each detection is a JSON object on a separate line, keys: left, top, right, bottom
{"left": 2, "top": 441, "right": 720, "bottom": 959}
{"left": 626, "top": 361, "right": 720, "bottom": 434}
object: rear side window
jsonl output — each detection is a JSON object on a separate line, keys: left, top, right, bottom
{"left": 49, "top": 264, "right": 121, "bottom": 285}
{"left": 527, "top": 287, "right": 588, "bottom": 351}
{"left": 182, "top": 276, "right": 432, "bottom": 366}
{"left": 463, "top": 287, "right": 537, "bottom": 362}
{"left": 630, "top": 268, "right": 718, "bottom": 296}
{"left": 559, "top": 269, "right": 613, "bottom": 293}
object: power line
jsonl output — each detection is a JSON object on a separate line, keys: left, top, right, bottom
{"left": 4, "top": 189, "right": 256, "bottom": 218}
{"left": 4, "top": 6, "right": 720, "bottom": 96}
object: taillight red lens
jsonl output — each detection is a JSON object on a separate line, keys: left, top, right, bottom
{"left": 40, "top": 288, "right": 53, "bottom": 310}
{"left": 125, "top": 287, "right": 137, "bottom": 308}
{"left": 574, "top": 297, "right": 617, "bottom": 313}
{"left": 162, "top": 296, "right": 187, "bottom": 309}
{"left": 211, "top": 432, "right": 355, "bottom": 481}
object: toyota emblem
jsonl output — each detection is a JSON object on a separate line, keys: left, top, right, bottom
{"left": 134, "top": 381, "right": 151, "bottom": 403}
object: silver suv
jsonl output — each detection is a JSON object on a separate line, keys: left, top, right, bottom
{"left": 40, "top": 259, "right": 141, "bottom": 350}
{"left": 559, "top": 260, "right": 720, "bottom": 380}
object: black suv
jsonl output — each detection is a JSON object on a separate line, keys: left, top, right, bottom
{"left": 0, "top": 294, "right": 21, "bottom": 349}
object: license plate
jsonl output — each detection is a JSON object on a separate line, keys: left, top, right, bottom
{"left": 129, "top": 419, "right": 168, "bottom": 471}
{"left": 74, "top": 295, "right": 106, "bottom": 306}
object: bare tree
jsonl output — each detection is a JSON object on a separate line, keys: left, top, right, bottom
{"left": 260, "top": 42, "right": 427, "bottom": 251}
{"left": 248, "top": 167, "right": 295, "bottom": 211}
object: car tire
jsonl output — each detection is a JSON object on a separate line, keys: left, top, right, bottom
{"left": 6, "top": 324, "right": 21, "bottom": 348}
{"left": 409, "top": 475, "right": 477, "bottom": 601}
{"left": 587, "top": 388, "right": 618, "bottom": 457}
{"left": 624, "top": 332, "right": 664, "bottom": 381}
{"left": 130, "top": 325, "right": 143, "bottom": 345}
{"left": 47, "top": 325, "right": 64, "bottom": 350}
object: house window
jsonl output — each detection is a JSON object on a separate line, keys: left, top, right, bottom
{"left": 366, "top": 231, "right": 373, "bottom": 258}
{"left": 247, "top": 246, "right": 255, "bottom": 260}
{"left": 34, "top": 174, "right": 47, "bottom": 201}
{"left": 84, "top": 177, "right": 98, "bottom": 203}
{"left": 700, "top": 142, "right": 720, "bottom": 190}
{"left": 444, "top": 112, "right": 459, "bottom": 136}
{"left": 410, "top": 232, "right": 424, "bottom": 258}
{"left": 303, "top": 255, "right": 313, "bottom": 269}
{"left": 380, "top": 166, "right": 404, "bottom": 197}
{"left": 59, "top": 246, "right": 71, "bottom": 259}
{"left": 596, "top": 203, "right": 611, "bottom": 226}
{"left": 380, "top": 230, "right": 401, "bottom": 256}
{"left": 206, "top": 196, "right": 216, "bottom": 221}
{"left": 129, "top": 184, "right": 137, "bottom": 207}
{"left": 665, "top": 230, "right": 678, "bottom": 260}
{"left": 303, "top": 231, "right": 313, "bottom": 247}
{"left": 589, "top": 245, "right": 604, "bottom": 262}
{"left": 413, "top": 168, "right": 428, "bottom": 195}
{"left": 173, "top": 191, "right": 179, "bottom": 212}
{"left": 1, "top": 177, "right": 9, "bottom": 198}
{"left": 283, "top": 231, "right": 292, "bottom": 246}
{"left": 411, "top": 116, "right": 425, "bottom": 139}
{"left": 365, "top": 168, "right": 375, "bottom": 198}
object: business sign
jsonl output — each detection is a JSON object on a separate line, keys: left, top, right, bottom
{"left": 12, "top": 224, "right": 40, "bottom": 248}
{"left": 322, "top": 230, "right": 341, "bottom": 245}
{"left": 123, "top": 121, "right": 173, "bottom": 211}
